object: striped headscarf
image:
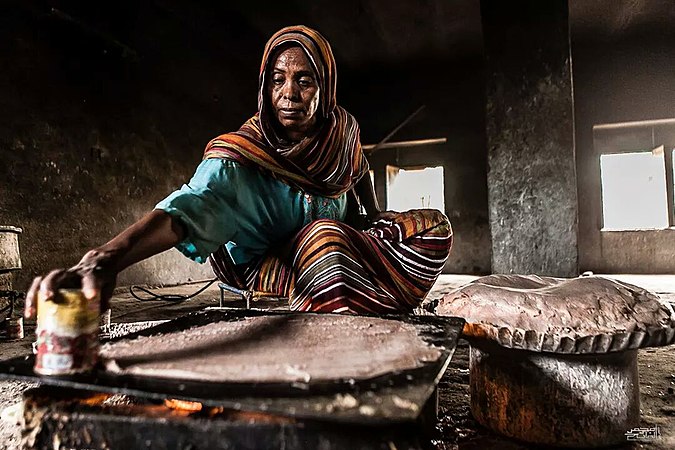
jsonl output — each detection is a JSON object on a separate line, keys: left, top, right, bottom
{"left": 203, "top": 25, "right": 368, "bottom": 198}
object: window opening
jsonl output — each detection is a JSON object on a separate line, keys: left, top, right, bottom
{"left": 386, "top": 165, "right": 445, "bottom": 212}
{"left": 600, "top": 151, "right": 669, "bottom": 230}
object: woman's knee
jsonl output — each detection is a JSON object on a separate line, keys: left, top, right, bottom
{"left": 294, "top": 219, "right": 350, "bottom": 251}
{"left": 302, "top": 218, "right": 345, "bottom": 235}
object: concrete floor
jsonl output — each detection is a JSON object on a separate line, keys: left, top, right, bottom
{"left": 0, "top": 274, "right": 673, "bottom": 449}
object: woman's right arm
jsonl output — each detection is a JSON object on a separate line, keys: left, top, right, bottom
{"left": 24, "top": 209, "right": 185, "bottom": 318}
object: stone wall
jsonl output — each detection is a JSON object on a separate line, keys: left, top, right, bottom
{"left": 0, "top": 3, "right": 251, "bottom": 289}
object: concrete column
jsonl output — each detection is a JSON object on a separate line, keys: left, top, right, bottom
{"left": 481, "top": 0, "right": 578, "bottom": 277}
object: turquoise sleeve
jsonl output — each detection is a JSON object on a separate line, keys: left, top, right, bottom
{"left": 155, "top": 159, "right": 239, "bottom": 263}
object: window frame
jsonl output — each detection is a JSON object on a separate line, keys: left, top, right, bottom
{"left": 594, "top": 120, "right": 675, "bottom": 230}
{"left": 384, "top": 164, "right": 446, "bottom": 212}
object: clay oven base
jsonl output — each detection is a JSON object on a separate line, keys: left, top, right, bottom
{"left": 436, "top": 275, "right": 675, "bottom": 353}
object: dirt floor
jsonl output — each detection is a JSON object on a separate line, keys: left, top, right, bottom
{"left": 0, "top": 274, "right": 673, "bottom": 449}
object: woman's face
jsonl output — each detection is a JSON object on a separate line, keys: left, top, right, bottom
{"left": 267, "top": 46, "right": 320, "bottom": 141}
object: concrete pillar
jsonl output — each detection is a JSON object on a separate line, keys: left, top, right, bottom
{"left": 481, "top": 0, "right": 578, "bottom": 277}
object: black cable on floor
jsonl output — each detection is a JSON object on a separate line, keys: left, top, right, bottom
{"left": 129, "top": 278, "right": 219, "bottom": 303}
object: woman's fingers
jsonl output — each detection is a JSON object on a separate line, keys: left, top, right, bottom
{"left": 26, "top": 263, "right": 114, "bottom": 318}
{"left": 24, "top": 276, "right": 42, "bottom": 319}
{"left": 38, "top": 269, "right": 67, "bottom": 300}
{"left": 27, "top": 269, "right": 77, "bottom": 319}
{"left": 38, "top": 269, "right": 82, "bottom": 302}
{"left": 80, "top": 271, "right": 102, "bottom": 301}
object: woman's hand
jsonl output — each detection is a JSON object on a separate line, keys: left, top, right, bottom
{"left": 25, "top": 249, "right": 118, "bottom": 319}
{"left": 352, "top": 169, "right": 381, "bottom": 229}
{"left": 24, "top": 209, "right": 186, "bottom": 320}
{"left": 370, "top": 210, "right": 399, "bottom": 223}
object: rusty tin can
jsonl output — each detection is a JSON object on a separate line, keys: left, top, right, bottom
{"left": 35, "top": 289, "right": 100, "bottom": 375}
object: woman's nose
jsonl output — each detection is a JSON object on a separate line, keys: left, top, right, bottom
{"left": 282, "top": 81, "right": 299, "bottom": 100}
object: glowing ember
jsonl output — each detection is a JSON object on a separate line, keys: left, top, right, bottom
{"left": 78, "top": 393, "right": 112, "bottom": 406}
{"left": 164, "top": 399, "right": 203, "bottom": 412}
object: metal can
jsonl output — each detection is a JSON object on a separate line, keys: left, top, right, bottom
{"left": 35, "top": 289, "right": 100, "bottom": 375}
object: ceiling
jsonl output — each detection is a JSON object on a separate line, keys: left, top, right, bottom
{"left": 11, "top": 0, "right": 675, "bottom": 143}
{"left": 23, "top": 0, "right": 483, "bottom": 71}
{"left": 18, "top": 0, "right": 675, "bottom": 69}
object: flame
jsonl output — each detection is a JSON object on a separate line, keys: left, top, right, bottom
{"left": 78, "top": 393, "right": 112, "bottom": 406}
{"left": 163, "top": 399, "right": 203, "bottom": 412}
{"left": 462, "top": 322, "right": 489, "bottom": 338}
{"left": 70, "top": 393, "right": 295, "bottom": 424}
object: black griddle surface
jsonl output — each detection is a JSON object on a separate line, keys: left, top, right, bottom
{"left": 0, "top": 309, "right": 463, "bottom": 423}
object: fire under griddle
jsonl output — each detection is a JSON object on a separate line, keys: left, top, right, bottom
{"left": 1, "top": 309, "right": 464, "bottom": 449}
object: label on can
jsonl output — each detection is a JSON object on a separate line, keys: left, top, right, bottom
{"left": 40, "top": 353, "right": 74, "bottom": 371}
{"left": 35, "top": 289, "right": 100, "bottom": 375}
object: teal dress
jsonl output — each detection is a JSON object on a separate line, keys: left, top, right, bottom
{"left": 155, "top": 159, "right": 347, "bottom": 265}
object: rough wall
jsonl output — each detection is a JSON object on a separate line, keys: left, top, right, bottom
{"left": 0, "top": 2, "right": 253, "bottom": 289}
{"left": 570, "top": 0, "right": 675, "bottom": 273}
{"left": 482, "top": 0, "right": 578, "bottom": 277}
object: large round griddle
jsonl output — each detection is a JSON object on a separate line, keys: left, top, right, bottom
{"left": 0, "top": 308, "right": 464, "bottom": 425}
{"left": 100, "top": 312, "right": 443, "bottom": 385}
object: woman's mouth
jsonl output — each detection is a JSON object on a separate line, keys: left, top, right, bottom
{"left": 279, "top": 108, "right": 304, "bottom": 118}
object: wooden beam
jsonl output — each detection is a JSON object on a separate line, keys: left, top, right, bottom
{"left": 363, "top": 138, "right": 447, "bottom": 152}
{"left": 594, "top": 118, "right": 675, "bottom": 131}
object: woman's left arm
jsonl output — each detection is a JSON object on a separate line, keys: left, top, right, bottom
{"left": 353, "top": 173, "right": 380, "bottom": 221}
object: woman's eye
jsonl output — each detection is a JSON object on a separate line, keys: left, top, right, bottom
{"left": 298, "top": 78, "right": 313, "bottom": 87}
{"left": 272, "top": 77, "right": 284, "bottom": 85}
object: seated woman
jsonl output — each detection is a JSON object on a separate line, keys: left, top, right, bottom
{"left": 25, "top": 25, "right": 453, "bottom": 317}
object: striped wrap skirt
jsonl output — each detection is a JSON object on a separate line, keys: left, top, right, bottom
{"left": 209, "top": 209, "right": 452, "bottom": 314}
